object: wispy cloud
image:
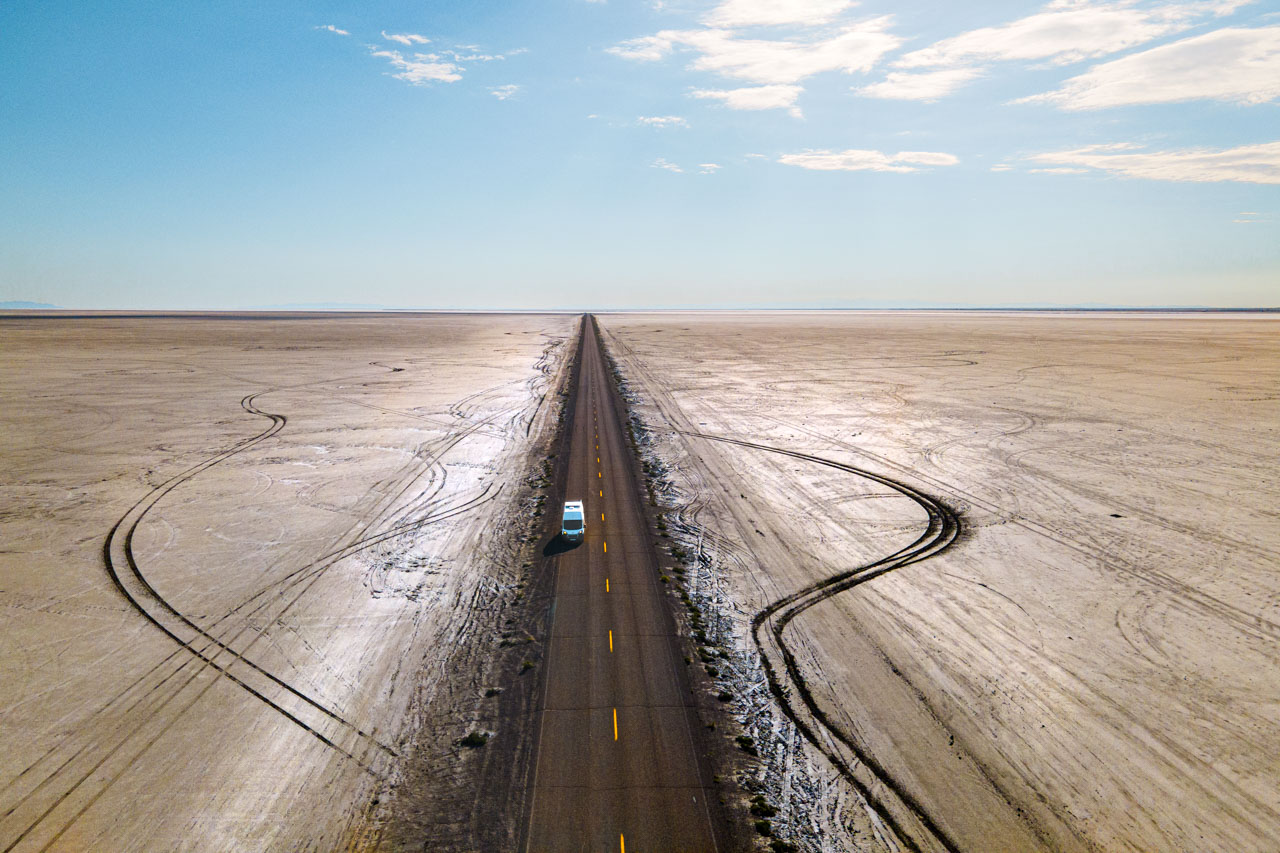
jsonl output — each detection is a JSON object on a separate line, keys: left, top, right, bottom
{"left": 316, "top": 25, "right": 350, "bottom": 36}
{"left": 703, "top": 0, "right": 857, "bottom": 28}
{"left": 1029, "top": 140, "right": 1280, "bottom": 183}
{"left": 652, "top": 157, "right": 684, "bottom": 173}
{"left": 1021, "top": 25, "right": 1280, "bottom": 109}
{"left": 611, "top": 21, "right": 901, "bottom": 85}
{"left": 1233, "top": 211, "right": 1273, "bottom": 223}
{"left": 445, "top": 50, "right": 506, "bottom": 62}
{"left": 382, "top": 31, "right": 431, "bottom": 46}
{"left": 699, "top": 162, "right": 722, "bottom": 173}
{"left": 638, "top": 115, "right": 689, "bottom": 127}
{"left": 692, "top": 84, "right": 803, "bottom": 116}
{"left": 608, "top": 1, "right": 901, "bottom": 115}
{"left": 779, "top": 149, "right": 959, "bottom": 172}
{"left": 898, "top": 1, "right": 1249, "bottom": 70}
{"left": 856, "top": 67, "right": 982, "bottom": 100}
{"left": 490, "top": 84, "right": 521, "bottom": 100}
{"left": 370, "top": 49, "right": 462, "bottom": 84}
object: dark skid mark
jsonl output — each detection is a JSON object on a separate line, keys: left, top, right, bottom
{"left": 683, "top": 431, "right": 965, "bottom": 853}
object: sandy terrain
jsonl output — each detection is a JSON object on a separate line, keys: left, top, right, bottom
{"left": 599, "top": 312, "right": 1280, "bottom": 853}
{"left": 0, "top": 313, "right": 574, "bottom": 851}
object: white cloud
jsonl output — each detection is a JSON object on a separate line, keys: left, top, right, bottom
{"left": 692, "top": 84, "right": 804, "bottom": 115}
{"left": 490, "top": 84, "right": 521, "bottom": 100}
{"left": 652, "top": 158, "right": 684, "bottom": 172}
{"left": 638, "top": 115, "right": 690, "bottom": 127}
{"left": 614, "top": 21, "right": 901, "bottom": 85}
{"left": 608, "top": 35, "right": 676, "bottom": 61}
{"left": 704, "top": 0, "right": 857, "bottom": 28}
{"left": 370, "top": 49, "right": 462, "bottom": 84}
{"left": 316, "top": 25, "right": 350, "bottom": 36}
{"left": 991, "top": 163, "right": 1014, "bottom": 171}
{"left": 779, "top": 149, "right": 959, "bottom": 172}
{"left": 898, "top": 0, "right": 1250, "bottom": 69}
{"left": 699, "top": 163, "right": 722, "bottom": 173}
{"left": 1021, "top": 25, "right": 1280, "bottom": 109}
{"left": 382, "top": 31, "right": 431, "bottom": 46}
{"left": 457, "top": 53, "right": 501, "bottom": 61}
{"left": 856, "top": 67, "right": 983, "bottom": 100}
{"left": 1029, "top": 140, "right": 1280, "bottom": 183}
{"left": 1030, "top": 166, "right": 1091, "bottom": 173}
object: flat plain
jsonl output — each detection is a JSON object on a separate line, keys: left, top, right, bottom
{"left": 0, "top": 313, "right": 573, "bottom": 852}
{"left": 601, "top": 311, "right": 1280, "bottom": 853}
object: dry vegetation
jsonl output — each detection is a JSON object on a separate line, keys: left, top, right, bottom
{"left": 601, "top": 311, "right": 1280, "bottom": 853}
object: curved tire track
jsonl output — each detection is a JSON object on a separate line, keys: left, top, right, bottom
{"left": 682, "top": 432, "right": 964, "bottom": 853}
{"left": 102, "top": 393, "right": 392, "bottom": 766}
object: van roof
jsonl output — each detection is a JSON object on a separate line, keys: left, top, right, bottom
{"left": 564, "top": 500, "right": 583, "bottom": 511}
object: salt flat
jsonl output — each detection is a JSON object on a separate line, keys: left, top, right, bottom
{"left": 601, "top": 311, "right": 1280, "bottom": 853}
{"left": 0, "top": 313, "right": 574, "bottom": 851}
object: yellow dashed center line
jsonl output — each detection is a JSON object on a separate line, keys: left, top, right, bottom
{"left": 621, "top": 834, "right": 626, "bottom": 853}
{"left": 613, "top": 707, "right": 618, "bottom": 741}
{"left": 603, "top": 541, "right": 607, "bottom": 553}
{"left": 605, "top": 578, "right": 610, "bottom": 592}
{"left": 601, "top": 513, "right": 605, "bottom": 522}
{"left": 599, "top": 489, "right": 603, "bottom": 497}
{"left": 608, "top": 629, "right": 613, "bottom": 652}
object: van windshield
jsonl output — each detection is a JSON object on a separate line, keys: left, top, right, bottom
{"left": 564, "top": 519, "right": 583, "bottom": 531}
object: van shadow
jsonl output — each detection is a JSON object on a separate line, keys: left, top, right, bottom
{"left": 542, "top": 536, "right": 580, "bottom": 557}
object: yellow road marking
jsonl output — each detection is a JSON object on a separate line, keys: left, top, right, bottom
{"left": 597, "top": 456, "right": 600, "bottom": 463}
{"left": 598, "top": 471, "right": 602, "bottom": 478}
{"left": 606, "top": 578, "right": 609, "bottom": 592}
{"left": 613, "top": 707, "right": 618, "bottom": 740}
{"left": 601, "top": 513, "right": 605, "bottom": 521}
{"left": 620, "top": 834, "right": 625, "bottom": 853}
{"left": 599, "top": 490, "right": 603, "bottom": 497}
{"left": 609, "top": 630, "right": 613, "bottom": 652}
{"left": 603, "top": 541, "right": 607, "bottom": 553}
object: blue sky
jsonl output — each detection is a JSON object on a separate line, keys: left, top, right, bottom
{"left": 1, "top": 0, "right": 1277, "bottom": 309}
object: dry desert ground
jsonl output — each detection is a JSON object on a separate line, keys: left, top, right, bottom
{"left": 600, "top": 311, "right": 1280, "bottom": 853}
{"left": 0, "top": 313, "right": 574, "bottom": 852}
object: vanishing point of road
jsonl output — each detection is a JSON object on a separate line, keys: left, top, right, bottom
{"left": 522, "top": 318, "right": 721, "bottom": 852}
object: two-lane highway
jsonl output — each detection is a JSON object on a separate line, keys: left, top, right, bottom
{"left": 523, "top": 318, "right": 719, "bottom": 852}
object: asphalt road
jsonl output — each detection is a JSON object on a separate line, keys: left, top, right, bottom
{"left": 523, "top": 319, "right": 720, "bottom": 852}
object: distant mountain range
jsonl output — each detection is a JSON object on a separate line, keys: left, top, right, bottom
{"left": 1, "top": 301, "right": 61, "bottom": 309}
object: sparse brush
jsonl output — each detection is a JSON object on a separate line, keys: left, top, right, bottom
{"left": 459, "top": 731, "right": 490, "bottom": 748}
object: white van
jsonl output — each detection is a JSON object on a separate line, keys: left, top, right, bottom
{"left": 561, "top": 500, "right": 585, "bottom": 542}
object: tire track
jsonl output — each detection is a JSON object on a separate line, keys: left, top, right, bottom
{"left": 682, "top": 432, "right": 964, "bottom": 853}
{"left": 103, "top": 392, "right": 391, "bottom": 762}
{"left": 3, "top": 389, "right": 511, "bottom": 851}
